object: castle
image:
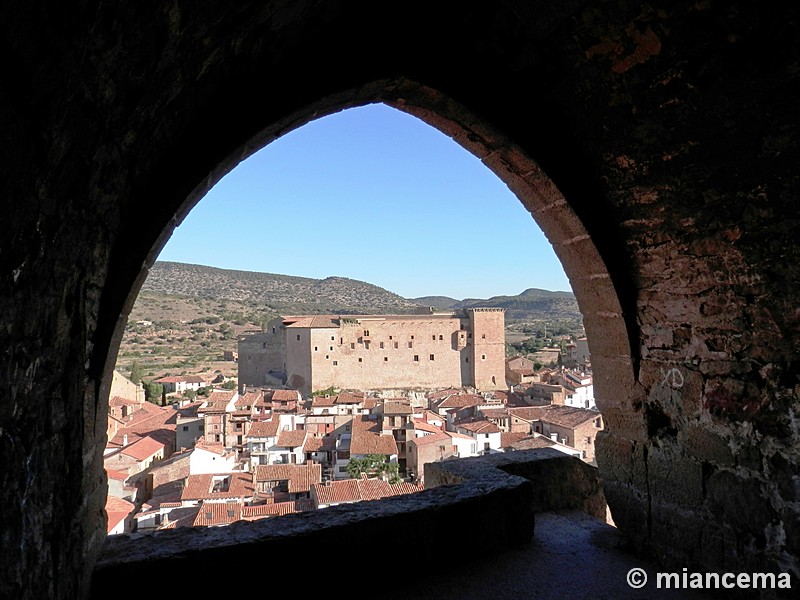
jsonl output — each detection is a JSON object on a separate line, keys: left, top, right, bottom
{"left": 238, "top": 308, "right": 506, "bottom": 396}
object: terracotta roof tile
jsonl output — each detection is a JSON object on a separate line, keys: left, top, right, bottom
{"left": 246, "top": 419, "right": 280, "bottom": 438}
{"left": 241, "top": 500, "right": 312, "bottom": 520}
{"left": 254, "top": 462, "right": 322, "bottom": 494}
{"left": 303, "top": 436, "right": 335, "bottom": 452}
{"left": 350, "top": 416, "right": 398, "bottom": 456}
{"left": 106, "top": 496, "right": 135, "bottom": 533}
{"left": 193, "top": 502, "right": 242, "bottom": 527}
{"left": 437, "top": 394, "right": 484, "bottom": 408}
{"left": 181, "top": 472, "right": 255, "bottom": 501}
{"left": 276, "top": 429, "right": 306, "bottom": 448}
{"left": 456, "top": 420, "right": 501, "bottom": 434}
{"left": 312, "top": 478, "right": 423, "bottom": 505}
{"left": 272, "top": 389, "right": 300, "bottom": 402}
{"left": 121, "top": 436, "right": 165, "bottom": 461}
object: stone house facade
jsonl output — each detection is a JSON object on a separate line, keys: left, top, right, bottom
{"left": 238, "top": 308, "right": 506, "bottom": 396}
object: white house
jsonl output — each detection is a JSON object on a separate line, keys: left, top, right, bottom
{"left": 454, "top": 420, "right": 503, "bottom": 455}
{"left": 188, "top": 443, "right": 237, "bottom": 475}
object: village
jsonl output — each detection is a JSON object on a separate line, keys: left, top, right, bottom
{"left": 104, "top": 309, "right": 601, "bottom": 535}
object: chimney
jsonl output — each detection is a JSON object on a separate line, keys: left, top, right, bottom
{"left": 123, "top": 434, "right": 128, "bottom": 446}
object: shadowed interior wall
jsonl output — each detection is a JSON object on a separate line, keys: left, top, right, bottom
{"left": 0, "top": 2, "right": 798, "bottom": 598}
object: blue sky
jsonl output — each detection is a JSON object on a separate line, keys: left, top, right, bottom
{"left": 158, "top": 103, "right": 571, "bottom": 300}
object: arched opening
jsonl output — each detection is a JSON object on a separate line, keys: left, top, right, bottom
{"left": 99, "top": 84, "right": 633, "bottom": 539}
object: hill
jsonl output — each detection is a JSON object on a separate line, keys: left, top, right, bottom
{"left": 116, "top": 262, "right": 584, "bottom": 385}
{"left": 143, "top": 261, "right": 418, "bottom": 314}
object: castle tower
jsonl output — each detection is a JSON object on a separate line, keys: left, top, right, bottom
{"left": 468, "top": 308, "right": 506, "bottom": 390}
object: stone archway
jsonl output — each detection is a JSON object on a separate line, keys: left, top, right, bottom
{"left": 2, "top": 3, "right": 799, "bottom": 599}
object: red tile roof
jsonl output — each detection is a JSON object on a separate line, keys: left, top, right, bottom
{"left": 303, "top": 436, "right": 335, "bottom": 452}
{"left": 410, "top": 432, "right": 451, "bottom": 447}
{"left": 241, "top": 500, "right": 312, "bottom": 520}
{"left": 272, "top": 389, "right": 300, "bottom": 402}
{"left": 254, "top": 462, "right": 322, "bottom": 494}
{"left": 311, "top": 395, "right": 336, "bottom": 408}
{"left": 181, "top": 472, "right": 255, "bottom": 501}
{"left": 193, "top": 502, "right": 242, "bottom": 527}
{"left": 437, "top": 394, "right": 485, "bottom": 409}
{"left": 350, "top": 416, "right": 398, "bottom": 456}
{"left": 106, "top": 496, "right": 135, "bottom": 533}
{"left": 246, "top": 419, "right": 281, "bottom": 438}
{"left": 312, "top": 477, "right": 423, "bottom": 506}
{"left": 508, "top": 405, "right": 600, "bottom": 429}
{"left": 276, "top": 429, "right": 306, "bottom": 448}
{"left": 456, "top": 420, "right": 501, "bottom": 434}
{"left": 121, "top": 436, "right": 165, "bottom": 461}
{"left": 412, "top": 419, "right": 443, "bottom": 434}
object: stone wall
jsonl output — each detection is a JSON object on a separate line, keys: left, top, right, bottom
{"left": 0, "top": 2, "right": 798, "bottom": 598}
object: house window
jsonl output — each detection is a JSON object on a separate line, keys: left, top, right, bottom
{"left": 365, "top": 342, "right": 370, "bottom": 350}
{"left": 182, "top": 426, "right": 188, "bottom": 431}
{"left": 468, "top": 333, "right": 472, "bottom": 339}
{"left": 296, "top": 334, "right": 301, "bottom": 341}
{"left": 413, "top": 355, "right": 419, "bottom": 362}
{"left": 429, "top": 354, "right": 435, "bottom": 361}
{"left": 586, "top": 437, "right": 592, "bottom": 445}
{"left": 465, "top": 357, "right": 469, "bottom": 363}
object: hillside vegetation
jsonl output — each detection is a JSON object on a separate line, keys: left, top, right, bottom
{"left": 116, "top": 261, "right": 584, "bottom": 385}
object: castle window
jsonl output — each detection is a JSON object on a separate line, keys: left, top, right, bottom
{"left": 314, "top": 346, "right": 318, "bottom": 351}
{"left": 384, "top": 357, "right": 388, "bottom": 362}
{"left": 329, "top": 346, "right": 333, "bottom": 351}
{"left": 482, "top": 334, "right": 486, "bottom": 339}
{"left": 430, "top": 354, "right": 435, "bottom": 361}
{"left": 331, "top": 336, "right": 335, "bottom": 341}
{"left": 394, "top": 342, "right": 399, "bottom": 349}
{"left": 439, "top": 335, "right": 443, "bottom": 340}
{"left": 468, "top": 333, "right": 472, "bottom": 339}
{"left": 296, "top": 335, "right": 301, "bottom": 341}
{"left": 408, "top": 341, "right": 413, "bottom": 348}
{"left": 411, "top": 335, "right": 415, "bottom": 339}
{"left": 351, "top": 343, "right": 355, "bottom": 350}
{"left": 380, "top": 342, "right": 384, "bottom": 349}
{"left": 326, "top": 355, "right": 329, "bottom": 359}
{"left": 333, "top": 361, "right": 338, "bottom": 366}
{"left": 466, "top": 357, "right": 469, "bottom": 363}
{"left": 413, "top": 355, "right": 419, "bottom": 362}
{"left": 358, "top": 358, "right": 363, "bottom": 363}
{"left": 364, "top": 330, "right": 370, "bottom": 336}
{"left": 432, "top": 335, "right": 436, "bottom": 341}
{"left": 482, "top": 355, "right": 486, "bottom": 360}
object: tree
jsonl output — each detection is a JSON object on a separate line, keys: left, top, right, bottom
{"left": 221, "top": 379, "right": 237, "bottom": 390}
{"left": 143, "top": 381, "right": 164, "bottom": 404}
{"left": 346, "top": 454, "right": 400, "bottom": 483}
{"left": 129, "top": 361, "right": 143, "bottom": 385}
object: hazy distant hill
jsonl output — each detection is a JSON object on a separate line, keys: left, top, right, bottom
{"left": 143, "top": 261, "right": 418, "bottom": 314}
{"left": 414, "top": 288, "right": 579, "bottom": 322}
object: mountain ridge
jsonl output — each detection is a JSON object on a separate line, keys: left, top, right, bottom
{"left": 142, "top": 261, "right": 580, "bottom": 321}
